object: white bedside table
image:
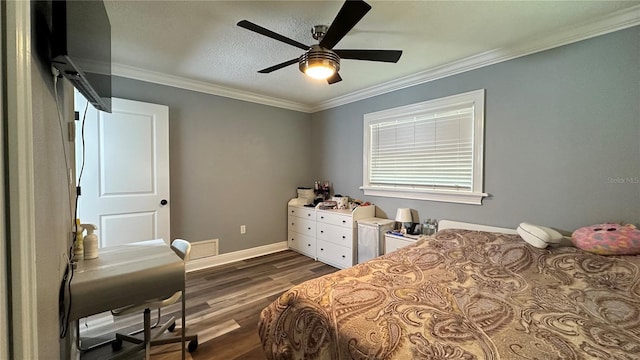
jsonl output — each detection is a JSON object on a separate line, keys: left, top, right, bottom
{"left": 384, "top": 233, "right": 420, "bottom": 254}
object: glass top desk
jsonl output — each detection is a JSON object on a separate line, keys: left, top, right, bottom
{"left": 69, "top": 239, "right": 186, "bottom": 357}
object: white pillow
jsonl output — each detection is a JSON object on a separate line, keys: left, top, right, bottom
{"left": 517, "top": 222, "right": 563, "bottom": 248}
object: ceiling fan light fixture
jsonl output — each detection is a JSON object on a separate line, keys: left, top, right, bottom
{"left": 299, "top": 45, "right": 340, "bottom": 80}
{"left": 304, "top": 62, "right": 337, "bottom": 80}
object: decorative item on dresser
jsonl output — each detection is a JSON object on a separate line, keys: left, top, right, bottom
{"left": 287, "top": 199, "right": 375, "bottom": 268}
{"left": 394, "top": 208, "right": 413, "bottom": 234}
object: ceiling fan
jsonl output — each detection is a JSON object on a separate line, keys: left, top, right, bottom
{"left": 237, "top": 0, "right": 402, "bottom": 84}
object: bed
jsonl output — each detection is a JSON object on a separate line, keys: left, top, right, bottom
{"left": 258, "top": 220, "right": 640, "bottom": 359}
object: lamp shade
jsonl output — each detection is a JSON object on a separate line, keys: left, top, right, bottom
{"left": 395, "top": 208, "right": 413, "bottom": 223}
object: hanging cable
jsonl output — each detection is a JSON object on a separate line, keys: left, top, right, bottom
{"left": 54, "top": 70, "right": 90, "bottom": 338}
{"left": 53, "top": 73, "right": 74, "bottom": 221}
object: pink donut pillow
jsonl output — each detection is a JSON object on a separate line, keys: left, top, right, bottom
{"left": 572, "top": 223, "right": 640, "bottom": 255}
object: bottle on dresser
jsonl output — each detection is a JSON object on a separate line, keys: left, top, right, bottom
{"left": 423, "top": 219, "right": 438, "bottom": 235}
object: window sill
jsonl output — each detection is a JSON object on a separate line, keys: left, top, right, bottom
{"left": 360, "top": 186, "right": 487, "bottom": 205}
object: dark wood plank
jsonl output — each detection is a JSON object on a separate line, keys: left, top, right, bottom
{"left": 80, "top": 250, "right": 338, "bottom": 360}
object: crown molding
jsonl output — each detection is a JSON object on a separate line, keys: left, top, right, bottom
{"left": 113, "top": 5, "right": 639, "bottom": 114}
{"left": 111, "top": 64, "right": 314, "bottom": 113}
{"left": 310, "top": 4, "right": 640, "bottom": 112}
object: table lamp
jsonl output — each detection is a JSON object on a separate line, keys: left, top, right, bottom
{"left": 395, "top": 208, "right": 413, "bottom": 234}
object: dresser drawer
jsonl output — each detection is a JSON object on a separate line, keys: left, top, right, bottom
{"left": 288, "top": 217, "right": 315, "bottom": 237}
{"left": 288, "top": 206, "right": 315, "bottom": 220}
{"left": 317, "top": 240, "right": 352, "bottom": 269}
{"left": 316, "top": 211, "right": 351, "bottom": 227}
{"left": 317, "top": 222, "right": 352, "bottom": 246}
{"left": 384, "top": 234, "right": 418, "bottom": 254}
{"left": 288, "top": 231, "right": 316, "bottom": 257}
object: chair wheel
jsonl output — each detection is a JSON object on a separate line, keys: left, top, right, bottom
{"left": 188, "top": 339, "right": 198, "bottom": 352}
{"left": 111, "top": 339, "right": 123, "bottom": 351}
{"left": 168, "top": 321, "right": 176, "bottom": 332}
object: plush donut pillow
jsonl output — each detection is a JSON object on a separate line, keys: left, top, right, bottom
{"left": 572, "top": 223, "right": 640, "bottom": 255}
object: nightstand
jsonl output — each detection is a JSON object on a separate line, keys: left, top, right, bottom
{"left": 384, "top": 233, "right": 420, "bottom": 254}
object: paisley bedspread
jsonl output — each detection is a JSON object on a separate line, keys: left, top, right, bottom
{"left": 258, "top": 229, "right": 640, "bottom": 359}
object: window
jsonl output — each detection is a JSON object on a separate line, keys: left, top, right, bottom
{"left": 362, "top": 89, "right": 487, "bottom": 205}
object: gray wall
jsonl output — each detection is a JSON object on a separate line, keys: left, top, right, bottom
{"left": 311, "top": 26, "right": 640, "bottom": 232}
{"left": 31, "top": 1, "right": 76, "bottom": 357}
{"left": 112, "top": 78, "right": 314, "bottom": 253}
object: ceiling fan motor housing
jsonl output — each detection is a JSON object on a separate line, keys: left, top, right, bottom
{"left": 312, "top": 25, "right": 329, "bottom": 41}
{"left": 299, "top": 45, "right": 341, "bottom": 77}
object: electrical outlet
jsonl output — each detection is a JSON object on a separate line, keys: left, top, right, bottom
{"left": 240, "top": 225, "right": 246, "bottom": 234}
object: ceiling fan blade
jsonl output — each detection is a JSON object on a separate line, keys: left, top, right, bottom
{"left": 334, "top": 49, "right": 402, "bottom": 63}
{"left": 327, "top": 72, "right": 342, "bottom": 84}
{"left": 320, "top": 0, "right": 371, "bottom": 50}
{"left": 258, "top": 58, "right": 299, "bottom": 73}
{"left": 237, "top": 20, "right": 309, "bottom": 51}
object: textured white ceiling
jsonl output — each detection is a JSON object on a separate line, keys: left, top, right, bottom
{"left": 104, "top": 1, "right": 639, "bottom": 110}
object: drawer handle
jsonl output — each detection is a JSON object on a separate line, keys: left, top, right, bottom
{"left": 320, "top": 230, "right": 324, "bottom": 233}
{"left": 291, "top": 222, "right": 295, "bottom": 226}
{"left": 291, "top": 238, "right": 295, "bottom": 241}
{"left": 308, "top": 227, "right": 311, "bottom": 230}
{"left": 307, "top": 214, "right": 311, "bottom": 217}
{"left": 320, "top": 248, "right": 324, "bottom": 251}
{"left": 342, "top": 236, "right": 346, "bottom": 239}
{"left": 291, "top": 210, "right": 294, "bottom": 213}
{"left": 342, "top": 255, "right": 346, "bottom": 258}
{"left": 308, "top": 244, "right": 311, "bottom": 247}
{"left": 321, "top": 216, "right": 324, "bottom": 219}
{"left": 342, "top": 220, "right": 346, "bottom": 224}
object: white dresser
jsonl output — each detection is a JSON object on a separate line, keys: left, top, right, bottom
{"left": 287, "top": 201, "right": 375, "bottom": 269}
{"left": 287, "top": 205, "right": 317, "bottom": 258}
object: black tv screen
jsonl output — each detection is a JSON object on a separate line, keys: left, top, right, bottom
{"left": 51, "top": 0, "right": 112, "bottom": 113}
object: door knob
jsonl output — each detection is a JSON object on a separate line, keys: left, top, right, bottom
{"left": 160, "top": 199, "right": 168, "bottom": 206}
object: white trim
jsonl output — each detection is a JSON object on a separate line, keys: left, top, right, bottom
{"left": 185, "top": 241, "right": 288, "bottom": 273}
{"left": 311, "top": 4, "right": 640, "bottom": 112}
{"left": 361, "top": 187, "right": 487, "bottom": 206}
{"left": 0, "top": 2, "right": 9, "bottom": 357}
{"left": 5, "top": 0, "right": 39, "bottom": 358}
{"left": 111, "top": 5, "right": 638, "bottom": 113}
{"left": 111, "top": 6, "right": 638, "bottom": 114}
{"left": 112, "top": 63, "right": 312, "bottom": 113}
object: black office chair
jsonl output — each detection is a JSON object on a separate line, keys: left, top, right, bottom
{"left": 110, "top": 239, "right": 198, "bottom": 359}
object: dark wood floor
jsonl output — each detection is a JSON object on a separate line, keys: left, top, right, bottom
{"left": 80, "top": 250, "right": 338, "bottom": 360}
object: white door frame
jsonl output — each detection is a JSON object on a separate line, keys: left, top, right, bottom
{"left": 4, "top": 1, "right": 39, "bottom": 358}
{"left": 0, "top": 1, "right": 9, "bottom": 357}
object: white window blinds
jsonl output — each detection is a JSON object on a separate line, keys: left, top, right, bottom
{"left": 362, "top": 89, "right": 486, "bottom": 205}
{"left": 369, "top": 106, "right": 474, "bottom": 190}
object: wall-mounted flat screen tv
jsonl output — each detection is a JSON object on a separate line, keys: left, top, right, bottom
{"left": 51, "top": 0, "right": 112, "bottom": 113}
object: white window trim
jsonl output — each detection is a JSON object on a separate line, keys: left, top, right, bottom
{"left": 362, "top": 89, "right": 487, "bottom": 205}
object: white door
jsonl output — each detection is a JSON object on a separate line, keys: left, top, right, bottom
{"left": 76, "top": 93, "right": 170, "bottom": 246}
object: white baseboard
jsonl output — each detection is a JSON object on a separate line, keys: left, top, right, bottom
{"left": 186, "top": 241, "right": 288, "bottom": 273}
